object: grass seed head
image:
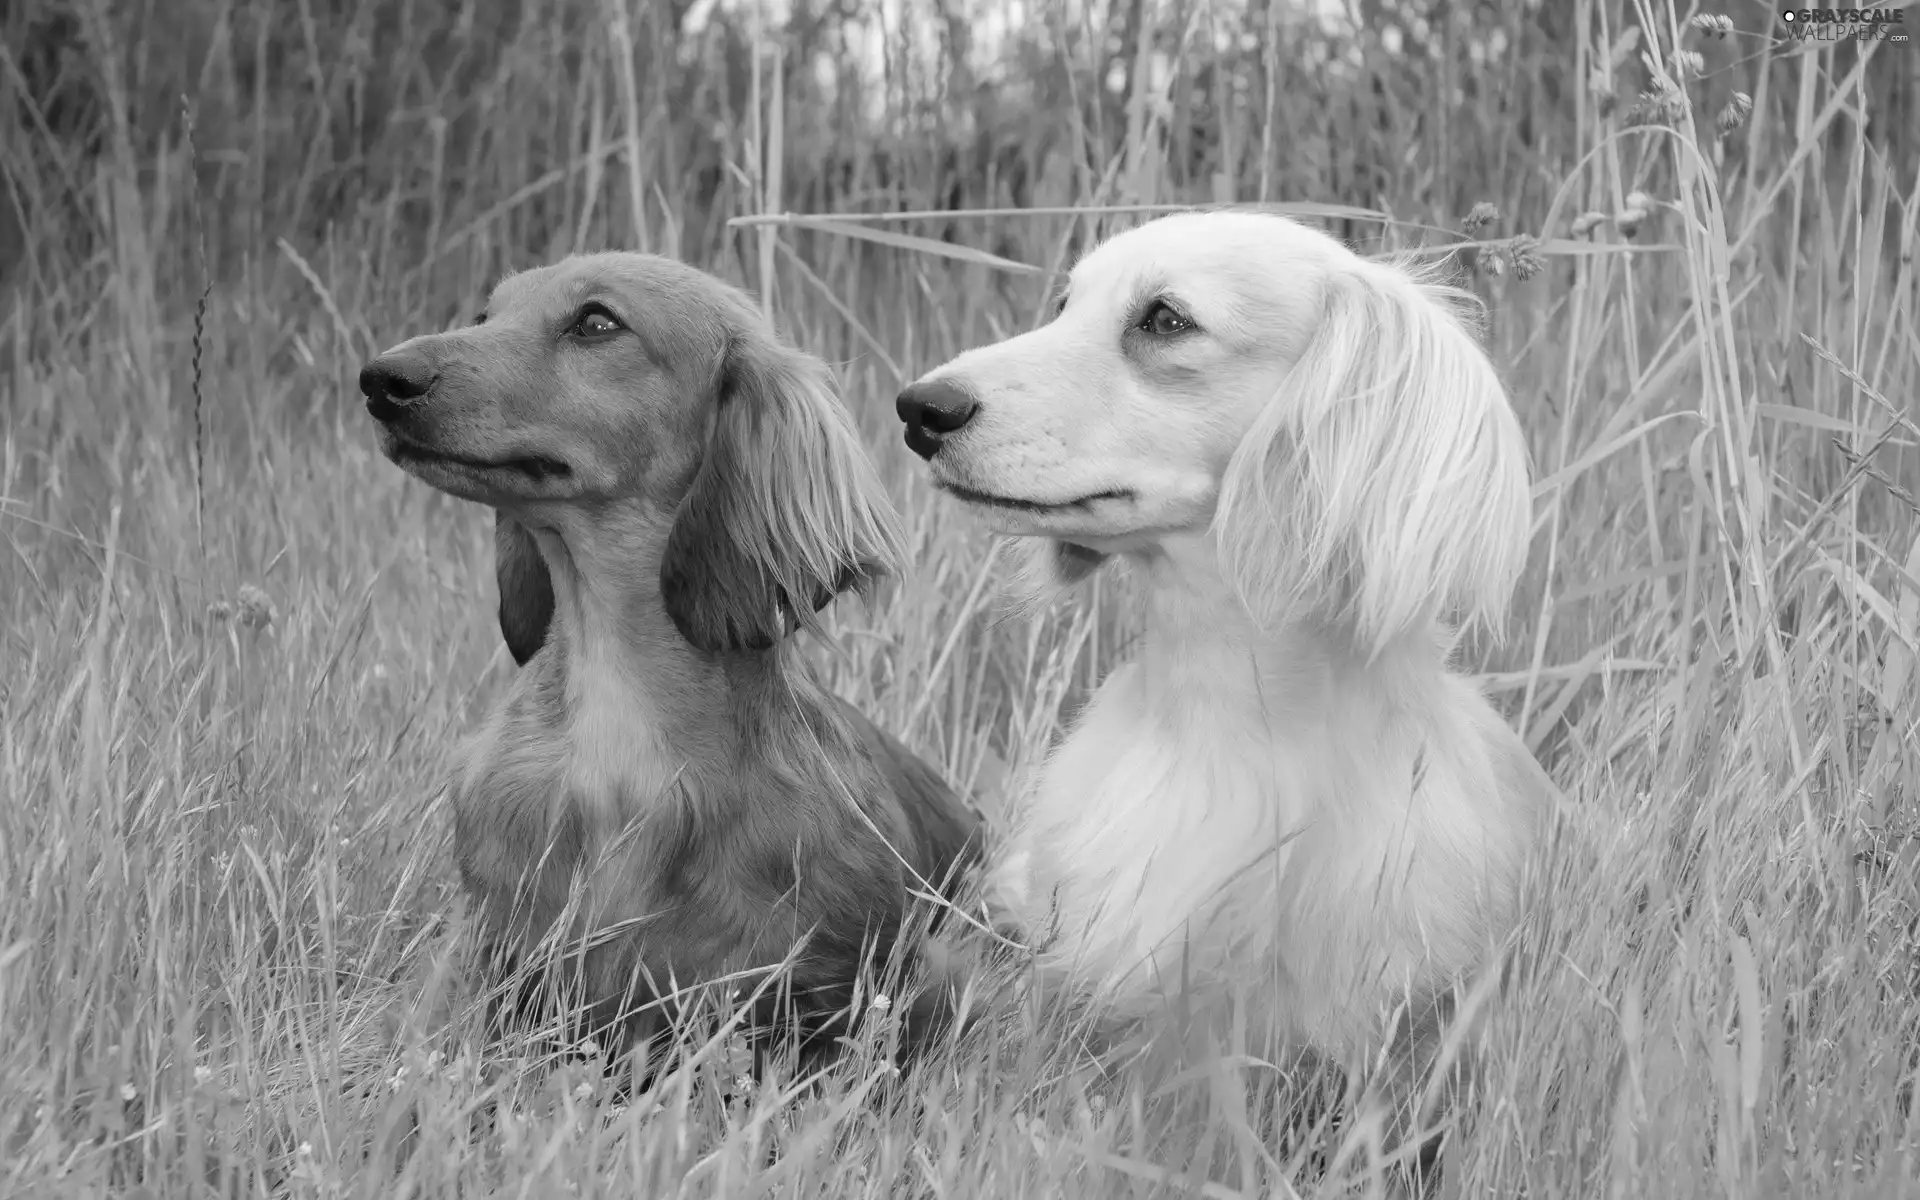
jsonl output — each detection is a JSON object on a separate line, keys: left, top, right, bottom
{"left": 1507, "top": 234, "right": 1545, "bottom": 281}
{"left": 1717, "top": 91, "right": 1754, "bottom": 135}
{"left": 1631, "top": 84, "right": 1688, "bottom": 126}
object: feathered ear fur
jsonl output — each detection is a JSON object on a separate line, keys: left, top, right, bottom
{"left": 495, "top": 511, "right": 555, "bottom": 666}
{"left": 1213, "top": 258, "right": 1532, "bottom": 653}
{"left": 660, "top": 330, "right": 907, "bottom": 653}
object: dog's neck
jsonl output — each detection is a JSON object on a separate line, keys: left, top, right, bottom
{"left": 524, "top": 514, "right": 737, "bottom": 821}
{"left": 1122, "top": 531, "right": 1449, "bottom": 726}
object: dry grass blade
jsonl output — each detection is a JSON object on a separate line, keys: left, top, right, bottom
{"left": 729, "top": 199, "right": 1396, "bottom": 227}
{"left": 761, "top": 217, "right": 1048, "bottom": 276}
{"left": 1062, "top": 1142, "right": 1275, "bottom": 1200}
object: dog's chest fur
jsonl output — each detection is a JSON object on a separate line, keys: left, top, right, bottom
{"left": 997, "top": 593, "right": 1537, "bottom": 1055}
{"left": 445, "top": 626, "right": 942, "bottom": 1049}
{"left": 450, "top": 648, "right": 684, "bottom": 950}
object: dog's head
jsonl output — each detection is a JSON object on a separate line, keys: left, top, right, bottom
{"left": 895, "top": 210, "right": 1533, "bottom": 650}
{"left": 360, "top": 252, "right": 904, "bottom": 661}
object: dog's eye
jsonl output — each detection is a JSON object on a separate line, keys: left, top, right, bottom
{"left": 473, "top": 311, "right": 488, "bottom": 326}
{"left": 570, "top": 305, "right": 624, "bottom": 339}
{"left": 1137, "top": 299, "right": 1194, "bottom": 337}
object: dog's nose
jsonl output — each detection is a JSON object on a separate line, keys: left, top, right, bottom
{"left": 895, "top": 378, "right": 980, "bottom": 461}
{"left": 359, "top": 352, "right": 439, "bottom": 423}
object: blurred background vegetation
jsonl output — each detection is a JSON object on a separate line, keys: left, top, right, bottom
{"left": 4, "top": 0, "right": 1920, "bottom": 1195}
{"left": 5, "top": 0, "right": 1907, "bottom": 355}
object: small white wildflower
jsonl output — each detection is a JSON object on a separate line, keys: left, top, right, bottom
{"left": 388, "top": 1064, "right": 408, "bottom": 1093}
{"left": 573, "top": 1081, "right": 594, "bottom": 1101}
{"left": 870, "top": 993, "right": 892, "bottom": 1013}
{"left": 297, "top": 1141, "right": 313, "bottom": 1157}
{"left": 1617, "top": 191, "right": 1655, "bottom": 237}
{"left": 193, "top": 1066, "right": 213, "bottom": 1085}
{"left": 1673, "top": 49, "right": 1706, "bottom": 79}
{"left": 235, "top": 584, "right": 277, "bottom": 632}
{"left": 579, "top": 1039, "right": 602, "bottom": 1059}
{"left": 119, "top": 1083, "right": 137, "bottom": 1102}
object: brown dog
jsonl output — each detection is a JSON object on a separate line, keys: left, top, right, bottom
{"left": 359, "top": 253, "right": 980, "bottom": 1074}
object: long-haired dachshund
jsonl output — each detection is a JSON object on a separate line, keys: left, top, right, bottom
{"left": 896, "top": 211, "right": 1556, "bottom": 1083}
{"left": 359, "top": 252, "right": 980, "bottom": 1072}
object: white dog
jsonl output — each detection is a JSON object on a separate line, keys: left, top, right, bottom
{"left": 896, "top": 210, "right": 1555, "bottom": 1066}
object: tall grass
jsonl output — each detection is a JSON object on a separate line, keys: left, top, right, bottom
{"left": 2, "top": 0, "right": 1917, "bottom": 1194}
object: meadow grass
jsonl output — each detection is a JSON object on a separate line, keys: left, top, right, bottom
{"left": 2, "top": 0, "right": 1918, "bottom": 1195}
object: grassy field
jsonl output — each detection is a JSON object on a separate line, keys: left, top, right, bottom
{"left": 3, "top": 0, "right": 1919, "bottom": 1195}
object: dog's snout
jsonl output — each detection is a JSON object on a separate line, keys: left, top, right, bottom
{"left": 359, "top": 352, "right": 439, "bottom": 422}
{"left": 895, "top": 379, "right": 980, "bottom": 461}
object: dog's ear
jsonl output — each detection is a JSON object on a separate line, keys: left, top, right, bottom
{"left": 495, "top": 512, "right": 555, "bottom": 666}
{"left": 1215, "top": 258, "right": 1532, "bottom": 653}
{"left": 660, "top": 328, "right": 906, "bottom": 653}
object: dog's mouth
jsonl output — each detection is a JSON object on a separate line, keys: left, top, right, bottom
{"left": 385, "top": 435, "right": 572, "bottom": 484}
{"left": 937, "top": 481, "right": 1133, "bottom": 513}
